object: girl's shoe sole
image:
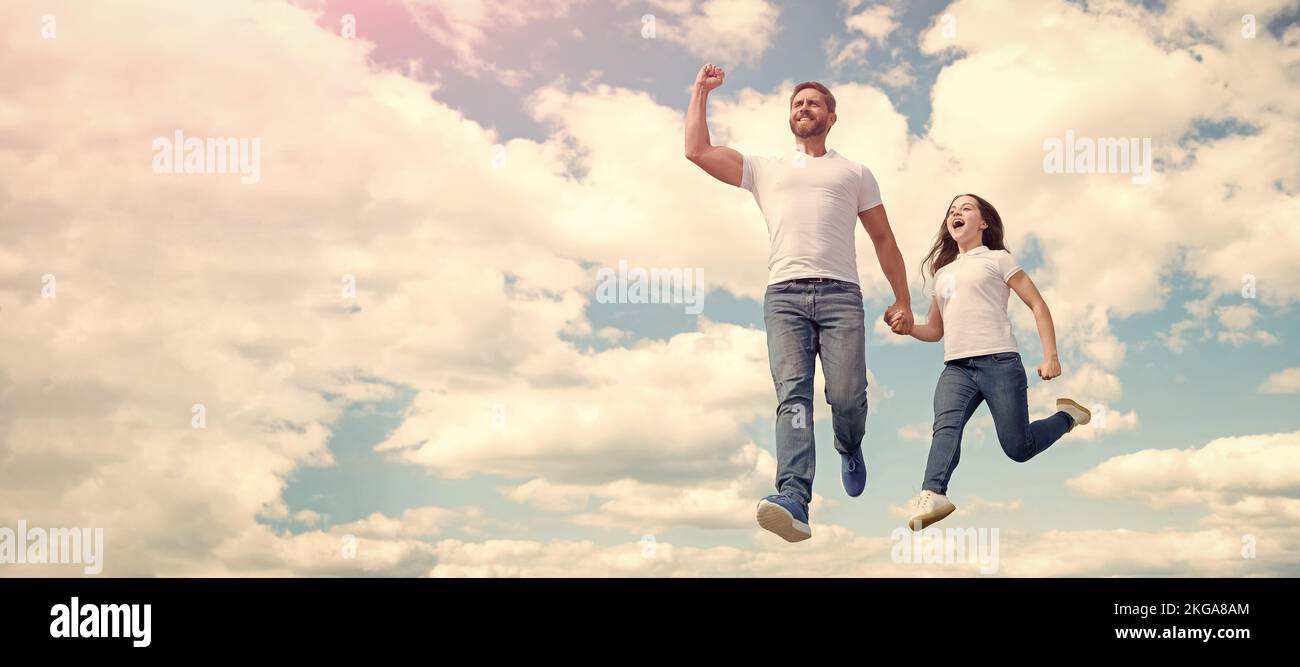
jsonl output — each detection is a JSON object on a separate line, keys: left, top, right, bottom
{"left": 908, "top": 504, "right": 956, "bottom": 531}
{"left": 1057, "top": 398, "right": 1092, "bottom": 431}
{"left": 757, "top": 500, "right": 811, "bottom": 543}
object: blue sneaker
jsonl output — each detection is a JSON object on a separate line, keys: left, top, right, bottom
{"left": 841, "top": 447, "right": 866, "bottom": 497}
{"left": 756, "top": 495, "right": 811, "bottom": 542}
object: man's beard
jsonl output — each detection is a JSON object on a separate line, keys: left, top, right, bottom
{"left": 789, "top": 116, "right": 827, "bottom": 138}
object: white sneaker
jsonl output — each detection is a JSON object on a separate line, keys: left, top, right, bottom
{"left": 908, "top": 490, "right": 956, "bottom": 531}
{"left": 1056, "top": 398, "right": 1091, "bottom": 432}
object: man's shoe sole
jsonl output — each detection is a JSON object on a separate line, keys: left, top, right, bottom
{"left": 757, "top": 500, "right": 811, "bottom": 543}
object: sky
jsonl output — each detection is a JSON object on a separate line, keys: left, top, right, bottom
{"left": 1, "top": 0, "right": 1298, "bottom": 576}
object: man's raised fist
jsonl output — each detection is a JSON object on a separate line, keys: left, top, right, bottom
{"left": 695, "top": 63, "right": 725, "bottom": 91}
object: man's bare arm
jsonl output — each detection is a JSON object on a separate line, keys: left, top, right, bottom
{"left": 684, "top": 64, "right": 743, "bottom": 187}
{"left": 859, "top": 204, "right": 914, "bottom": 333}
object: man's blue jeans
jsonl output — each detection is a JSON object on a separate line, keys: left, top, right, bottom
{"left": 763, "top": 279, "right": 868, "bottom": 512}
{"left": 922, "top": 352, "right": 1072, "bottom": 494}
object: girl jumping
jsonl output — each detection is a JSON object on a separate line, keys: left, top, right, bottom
{"left": 891, "top": 194, "right": 1091, "bottom": 530}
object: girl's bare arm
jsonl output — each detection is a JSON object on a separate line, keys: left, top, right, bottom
{"left": 1008, "top": 270, "right": 1061, "bottom": 380}
{"left": 902, "top": 295, "right": 944, "bottom": 342}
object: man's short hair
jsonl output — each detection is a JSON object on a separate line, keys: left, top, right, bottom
{"left": 790, "top": 82, "right": 836, "bottom": 114}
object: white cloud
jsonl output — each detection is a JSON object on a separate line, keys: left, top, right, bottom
{"left": 501, "top": 444, "right": 841, "bottom": 533}
{"left": 1217, "top": 303, "right": 1258, "bottom": 330}
{"left": 292, "top": 510, "right": 323, "bottom": 527}
{"left": 0, "top": 0, "right": 607, "bottom": 576}
{"left": 504, "top": 478, "right": 592, "bottom": 513}
{"left": 1212, "top": 303, "right": 1279, "bottom": 345}
{"left": 844, "top": 4, "right": 898, "bottom": 46}
{"left": 994, "top": 527, "right": 1271, "bottom": 577}
{"left": 335, "top": 506, "right": 483, "bottom": 539}
{"left": 963, "top": 496, "right": 1023, "bottom": 514}
{"left": 374, "top": 322, "right": 772, "bottom": 483}
{"left": 646, "top": 0, "right": 781, "bottom": 65}
{"left": 1259, "top": 367, "right": 1300, "bottom": 394}
{"left": 422, "top": 522, "right": 1294, "bottom": 577}
{"left": 1067, "top": 430, "right": 1300, "bottom": 509}
{"left": 897, "top": 422, "right": 931, "bottom": 442}
{"left": 212, "top": 527, "right": 440, "bottom": 577}
{"left": 1185, "top": 295, "right": 1216, "bottom": 320}
{"left": 827, "top": 3, "right": 899, "bottom": 69}
{"left": 1162, "top": 298, "right": 1278, "bottom": 351}
{"left": 399, "top": 0, "right": 583, "bottom": 85}
{"left": 1158, "top": 317, "right": 1209, "bottom": 353}
{"left": 876, "top": 61, "right": 915, "bottom": 88}
{"left": 1217, "top": 329, "right": 1279, "bottom": 346}
{"left": 1064, "top": 430, "right": 1300, "bottom": 571}
{"left": 1074, "top": 309, "right": 1127, "bottom": 369}
{"left": 914, "top": 0, "right": 1300, "bottom": 353}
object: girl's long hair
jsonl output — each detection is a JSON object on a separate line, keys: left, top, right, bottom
{"left": 920, "top": 193, "right": 1009, "bottom": 281}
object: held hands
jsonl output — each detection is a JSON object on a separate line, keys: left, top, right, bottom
{"left": 1038, "top": 356, "right": 1062, "bottom": 381}
{"left": 885, "top": 301, "right": 914, "bottom": 335}
{"left": 695, "top": 63, "right": 725, "bottom": 91}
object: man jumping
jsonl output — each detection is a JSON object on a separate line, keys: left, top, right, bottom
{"left": 684, "top": 64, "right": 913, "bottom": 542}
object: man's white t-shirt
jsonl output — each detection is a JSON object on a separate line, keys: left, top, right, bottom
{"left": 741, "top": 148, "right": 882, "bottom": 286}
{"left": 928, "top": 245, "right": 1024, "bottom": 362}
